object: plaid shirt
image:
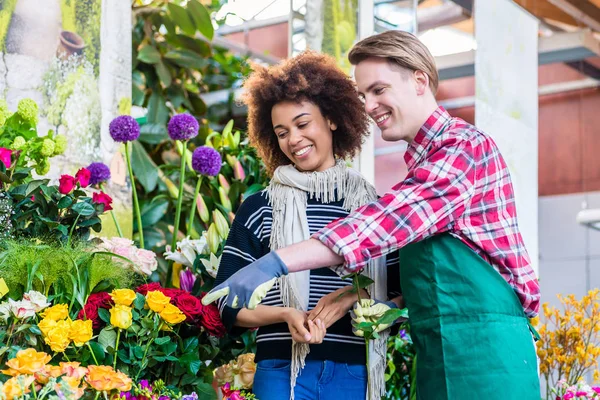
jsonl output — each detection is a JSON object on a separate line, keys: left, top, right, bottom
{"left": 314, "top": 107, "right": 540, "bottom": 317}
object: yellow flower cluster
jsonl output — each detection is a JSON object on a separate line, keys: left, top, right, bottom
{"left": 214, "top": 353, "right": 257, "bottom": 390}
{"left": 536, "top": 289, "right": 600, "bottom": 391}
{"left": 108, "top": 289, "right": 187, "bottom": 330}
{"left": 38, "top": 304, "right": 93, "bottom": 352}
{"left": 0, "top": 349, "right": 93, "bottom": 399}
{"left": 146, "top": 291, "right": 186, "bottom": 325}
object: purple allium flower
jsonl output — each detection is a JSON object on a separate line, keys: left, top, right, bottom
{"left": 168, "top": 114, "right": 199, "bottom": 141}
{"left": 87, "top": 162, "right": 111, "bottom": 186}
{"left": 192, "top": 146, "right": 222, "bottom": 176}
{"left": 180, "top": 269, "right": 197, "bottom": 293}
{"left": 109, "top": 115, "right": 140, "bottom": 142}
{"left": 181, "top": 394, "right": 198, "bottom": 400}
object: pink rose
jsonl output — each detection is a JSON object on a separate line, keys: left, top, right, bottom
{"left": 130, "top": 248, "right": 158, "bottom": 276}
{"left": 0, "top": 148, "right": 12, "bottom": 169}
{"left": 75, "top": 167, "right": 91, "bottom": 188}
{"left": 59, "top": 175, "right": 77, "bottom": 194}
{"left": 92, "top": 191, "right": 113, "bottom": 211}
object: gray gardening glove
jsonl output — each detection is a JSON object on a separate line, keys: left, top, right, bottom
{"left": 201, "top": 252, "right": 288, "bottom": 309}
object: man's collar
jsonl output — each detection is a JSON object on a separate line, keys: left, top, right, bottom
{"left": 404, "top": 106, "right": 451, "bottom": 170}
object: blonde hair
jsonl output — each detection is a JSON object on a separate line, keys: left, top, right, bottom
{"left": 348, "top": 30, "right": 439, "bottom": 94}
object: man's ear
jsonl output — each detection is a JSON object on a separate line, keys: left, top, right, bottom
{"left": 413, "top": 70, "right": 429, "bottom": 96}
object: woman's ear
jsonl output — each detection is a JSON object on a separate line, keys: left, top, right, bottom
{"left": 328, "top": 119, "right": 337, "bottom": 131}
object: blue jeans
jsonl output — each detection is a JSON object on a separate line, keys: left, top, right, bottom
{"left": 252, "top": 359, "right": 367, "bottom": 400}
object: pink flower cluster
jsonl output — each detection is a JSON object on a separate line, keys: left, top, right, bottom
{"left": 58, "top": 167, "right": 113, "bottom": 212}
{"left": 96, "top": 237, "right": 157, "bottom": 276}
{"left": 553, "top": 380, "right": 600, "bottom": 399}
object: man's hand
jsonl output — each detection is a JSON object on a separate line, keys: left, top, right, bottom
{"left": 307, "top": 287, "right": 368, "bottom": 328}
{"left": 283, "top": 308, "right": 326, "bottom": 344}
{"left": 201, "top": 252, "right": 288, "bottom": 309}
{"left": 351, "top": 298, "right": 404, "bottom": 337}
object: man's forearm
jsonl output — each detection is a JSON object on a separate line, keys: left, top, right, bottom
{"left": 275, "top": 238, "right": 343, "bottom": 273}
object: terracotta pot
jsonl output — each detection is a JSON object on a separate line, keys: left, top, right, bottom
{"left": 57, "top": 30, "right": 86, "bottom": 57}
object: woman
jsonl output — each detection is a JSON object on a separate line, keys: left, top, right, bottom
{"left": 213, "top": 51, "right": 401, "bottom": 400}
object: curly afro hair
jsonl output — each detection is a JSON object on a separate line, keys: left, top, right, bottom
{"left": 242, "top": 50, "right": 370, "bottom": 175}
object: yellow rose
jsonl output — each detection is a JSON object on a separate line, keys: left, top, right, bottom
{"left": 109, "top": 304, "right": 132, "bottom": 330}
{"left": 3, "top": 375, "right": 34, "bottom": 398}
{"left": 214, "top": 364, "right": 234, "bottom": 385}
{"left": 69, "top": 319, "right": 93, "bottom": 346}
{"left": 34, "top": 364, "right": 63, "bottom": 384}
{"left": 146, "top": 290, "right": 171, "bottom": 313}
{"left": 85, "top": 365, "right": 132, "bottom": 392}
{"left": 38, "top": 318, "right": 57, "bottom": 336}
{"left": 235, "top": 353, "right": 256, "bottom": 390}
{"left": 110, "top": 289, "right": 136, "bottom": 307}
{"left": 44, "top": 319, "right": 72, "bottom": 352}
{"left": 41, "top": 304, "right": 69, "bottom": 321}
{"left": 2, "top": 348, "right": 51, "bottom": 375}
{"left": 159, "top": 303, "right": 186, "bottom": 325}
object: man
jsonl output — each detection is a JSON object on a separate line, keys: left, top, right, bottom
{"left": 203, "top": 30, "right": 541, "bottom": 398}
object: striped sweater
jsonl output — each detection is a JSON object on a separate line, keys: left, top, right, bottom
{"left": 215, "top": 190, "right": 401, "bottom": 365}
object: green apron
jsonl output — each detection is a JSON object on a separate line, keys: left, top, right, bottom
{"left": 399, "top": 233, "right": 540, "bottom": 399}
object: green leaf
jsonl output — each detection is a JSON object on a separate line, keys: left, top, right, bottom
{"left": 57, "top": 196, "right": 73, "bottom": 209}
{"left": 56, "top": 225, "right": 68, "bottom": 236}
{"left": 155, "top": 336, "right": 170, "bottom": 346}
{"left": 183, "top": 336, "right": 199, "bottom": 353}
{"left": 89, "top": 341, "right": 106, "bottom": 362}
{"left": 192, "top": 382, "right": 217, "bottom": 400}
{"left": 29, "top": 325, "right": 41, "bottom": 335}
{"left": 133, "top": 293, "right": 146, "bottom": 310}
{"left": 222, "top": 119, "right": 233, "bottom": 137}
{"left": 98, "top": 308, "right": 111, "bottom": 324}
{"left": 140, "top": 198, "right": 168, "bottom": 227}
{"left": 71, "top": 202, "right": 96, "bottom": 217}
{"left": 146, "top": 93, "right": 170, "bottom": 125}
{"left": 171, "top": 34, "right": 211, "bottom": 57}
{"left": 155, "top": 60, "right": 172, "bottom": 87}
{"left": 188, "top": 0, "right": 214, "bottom": 40}
{"left": 139, "top": 123, "right": 168, "bottom": 144}
{"left": 98, "top": 327, "right": 117, "bottom": 351}
{"left": 375, "top": 307, "right": 409, "bottom": 327}
{"left": 164, "top": 49, "right": 205, "bottom": 70}
{"left": 131, "top": 141, "right": 159, "bottom": 193}
{"left": 243, "top": 183, "right": 264, "bottom": 199}
{"left": 137, "top": 45, "right": 161, "bottom": 64}
{"left": 25, "top": 180, "right": 49, "bottom": 198}
{"left": 167, "top": 3, "right": 196, "bottom": 36}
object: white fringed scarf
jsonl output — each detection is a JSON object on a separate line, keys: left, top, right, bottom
{"left": 267, "top": 159, "right": 389, "bottom": 400}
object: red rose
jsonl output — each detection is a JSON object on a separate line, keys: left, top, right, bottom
{"left": 77, "top": 304, "right": 101, "bottom": 329}
{"left": 162, "top": 288, "right": 185, "bottom": 302}
{"left": 92, "top": 191, "right": 113, "bottom": 212}
{"left": 174, "top": 292, "right": 203, "bottom": 322}
{"left": 198, "top": 293, "right": 225, "bottom": 337}
{"left": 88, "top": 292, "right": 113, "bottom": 308}
{"left": 135, "top": 282, "right": 163, "bottom": 296}
{"left": 0, "top": 148, "right": 12, "bottom": 169}
{"left": 75, "top": 167, "right": 91, "bottom": 188}
{"left": 58, "top": 174, "right": 76, "bottom": 194}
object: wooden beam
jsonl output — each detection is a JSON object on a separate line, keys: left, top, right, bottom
{"left": 547, "top": 0, "right": 600, "bottom": 31}
{"left": 514, "top": 0, "right": 581, "bottom": 26}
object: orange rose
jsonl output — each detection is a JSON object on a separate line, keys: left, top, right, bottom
{"left": 34, "top": 364, "right": 62, "bottom": 384}
{"left": 2, "top": 348, "right": 51, "bottom": 376}
{"left": 60, "top": 362, "right": 88, "bottom": 380}
{"left": 85, "top": 365, "right": 132, "bottom": 392}
{"left": 3, "top": 375, "right": 35, "bottom": 398}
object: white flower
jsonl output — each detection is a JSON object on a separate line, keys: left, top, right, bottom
{"left": 200, "top": 253, "right": 221, "bottom": 278}
{"left": 0, "top": 302, "right": 11, "bottom": 322}
{"left": 130, "top": 248, "right": 158, "bottom": 276}
{"left": 8, "top": 299, "right": 36, "bottom": 319}
{"left": 22, "top": 291, "right": 50, "bottom": 312}
{"left": 164, "top": 236, "right": 208, "bottom": 268}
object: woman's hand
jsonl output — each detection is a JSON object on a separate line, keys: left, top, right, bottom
{"left": 283, "top": 308, "right": 326, "bottom": 344}
{"left": 307, "top": 287, "right": 369, "bottom": 329}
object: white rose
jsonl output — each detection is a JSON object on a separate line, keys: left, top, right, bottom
{"left": 0, "top": 302, "right": 11, "bottom": 322}
{"left": 22, "top": 291, "right": 50, "bottom": 312}
{"left": 8, "top": 299, "right": 36, "bottom": 319}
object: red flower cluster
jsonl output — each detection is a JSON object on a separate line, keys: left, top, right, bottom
{"left": 77, "top": 292, "right": 113, "bottom": 329}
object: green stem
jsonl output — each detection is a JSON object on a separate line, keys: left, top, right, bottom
{"left": 110, "top": 210, "right": 124, "bottom": 238}
{"left": 93, "top": 392, "right": 100, "bottom": 400}
{"left": 31, "top": 382, "right": 37, "bottom": 399}
{"left": 135, "top": 337, "right": 155, "bottom": 381}
{"left": 125, "top": 142, "right": 144, "bottom": 248}
{"left": 87, "top": 343, "right": 99, "bottom": 365}
{"left": 63, "top": 352, "right": 70, "bottom": 362}
{"left": 66, "top": 213, "right": 81, "bottom": 248}
{"left": 187, "top": 175, "right": 203, "bottom": 234}
{"left": 113, "top": 329, "right": 121, "bottom": 369}
{"left": 171, "top": 140, "right": 188, "bottom": 252}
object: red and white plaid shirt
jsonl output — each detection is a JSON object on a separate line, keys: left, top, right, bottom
{"left": 314, "top": 107, "right": 540, "bottom": 317}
